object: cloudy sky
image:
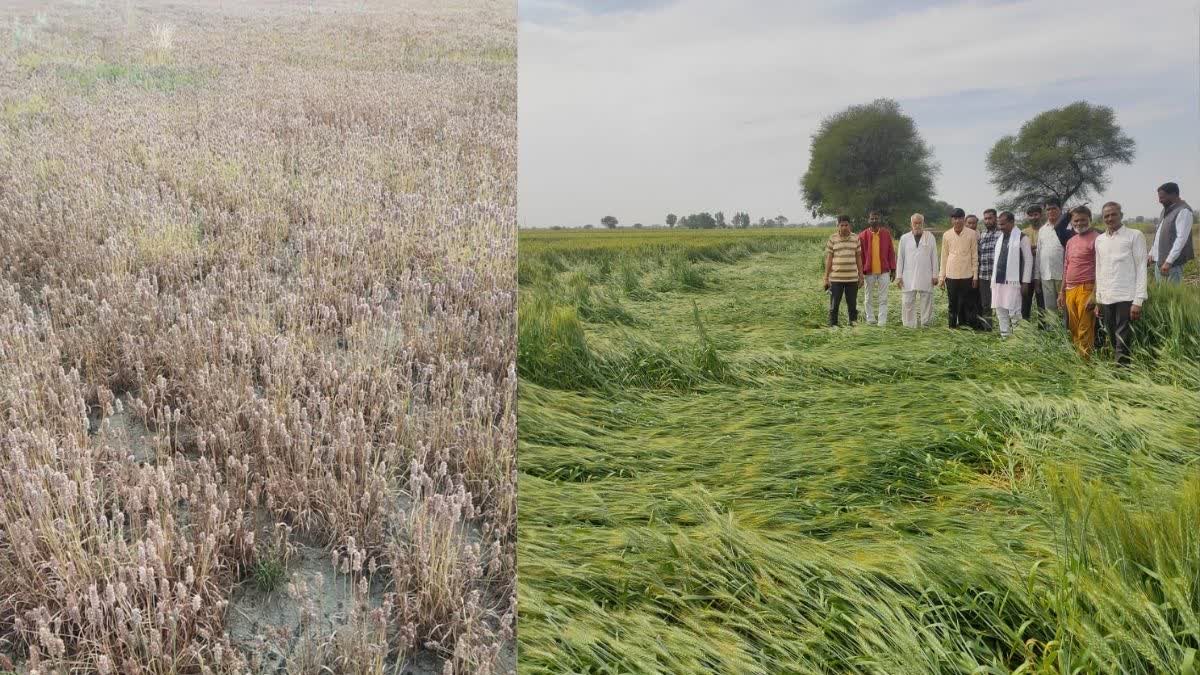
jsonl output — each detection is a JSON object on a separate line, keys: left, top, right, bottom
{"left": 518, "top": 0, "right": 1200, "bottom": 227}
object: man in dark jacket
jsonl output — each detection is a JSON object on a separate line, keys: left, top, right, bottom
{"left": 1044, "top": 198, "right": 1075, "bottom": 248}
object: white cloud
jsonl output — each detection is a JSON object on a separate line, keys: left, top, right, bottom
{"left": 519, "top": 0, "right": 1200, "bottom": 226}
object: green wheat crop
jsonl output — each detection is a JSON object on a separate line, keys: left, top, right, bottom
{"left": 517, "top": 226, "right": 1200, "bottom": 674}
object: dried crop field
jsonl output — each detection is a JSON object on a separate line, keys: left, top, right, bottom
{"left": 0, "top": 1, "right": 515, "bottom": 673}
{"left": 518, "top": 227, "right": 1200, "bottom": 674}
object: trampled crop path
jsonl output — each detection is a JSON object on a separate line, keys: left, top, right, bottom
{"left": 518, "top": 228, "right": 1200, "bottom": 674}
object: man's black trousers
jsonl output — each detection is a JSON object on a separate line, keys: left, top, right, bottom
{"left": 945, "top": 278, "right": 975, "bottom": 329}
{"left": 1021, "top": 280, "right": 1045, "bottom": 321}
{"left": 829, "top": 281, "right": 859, "bottom": 326}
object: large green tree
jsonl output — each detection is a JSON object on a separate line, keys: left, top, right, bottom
{"left": 919, "top": 198, "right": 954, "bottom": 227}
{"left": 601, "top": 215, "right": 618, "bottom": 229}
{"left": 665, "top": 213, "right": 677, "bottom": 228}
{"left": 987, "top": 101, "right": 1134, "bottom": 212}
{"left": 800, "top": 98, "right": 937, "bottom": 233}
{"left": 680, "top": 212, "right": 717, "bottom": 229}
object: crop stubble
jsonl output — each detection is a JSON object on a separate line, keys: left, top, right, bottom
{"left": 1, "top": 1, "right": 515, "bottom": 673}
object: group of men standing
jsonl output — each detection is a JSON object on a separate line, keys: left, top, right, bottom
{"left": 822, "top": 182, "right": 1194, "bottom": 364}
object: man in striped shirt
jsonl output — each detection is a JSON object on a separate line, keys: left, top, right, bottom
{"left": 824, "top": 215, "right": 864, "bottom": 326}
{"left": 976, "top": 209, "right": 1002, "bottom": 331}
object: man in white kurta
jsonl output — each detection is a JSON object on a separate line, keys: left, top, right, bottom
{"left": 1094, "top": 202, "right": 1149, "bottom": 365}
{"left": 895, "top": 213, "right": 938, "bottom": 328}
{"left": 991, "top": 211, "right": 1034, "bottom": 338}
{"left": 1037, "top": 210, "right": 1066, "bottom": 321}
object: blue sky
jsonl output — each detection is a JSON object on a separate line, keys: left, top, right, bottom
{"left": 519, "top": 0, "right": 1200, "bottom": 227}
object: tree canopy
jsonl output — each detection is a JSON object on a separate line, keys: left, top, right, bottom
{"left": 679, "top": 213, "right": 717, "bottom": 229}
{"left": 986, "top": 101, "right": 1134, "bottom": 212}
{"left": 600, "top": 215, "right": 618, "bottom": 229}
{"left": 800, "top": 98, "right": 937, "bottom": 232}
{"left": 918, "top": 199, "right": 954, "bottom": 226}
{"left": 665, "top": 213, "right": 677, "bottom": 228}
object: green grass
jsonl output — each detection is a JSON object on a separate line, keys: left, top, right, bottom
{"left": 251, "top": 557, "right": 287, "bottom": 594}
{"left": 518, "top": 227, "right": 1200, "bottom": 674}
{"left": 54, "top": 62, "right": 210, "bottom": 93}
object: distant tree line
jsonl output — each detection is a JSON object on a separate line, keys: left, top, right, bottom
{"left": 547, "top": 99, "right": 1137, "bottom": 235}
{"left": 581, "top": 212, "right": 791, "bottom": 230}
{"left": 655, "top": 211, "right": 790, "bottom": 229}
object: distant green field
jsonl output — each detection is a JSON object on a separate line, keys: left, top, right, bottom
{"left": 520, "top": 226, "right": 823, "bottom": 255}
{"left": 517, "top": 227, "right": 1200, "bottom": 674}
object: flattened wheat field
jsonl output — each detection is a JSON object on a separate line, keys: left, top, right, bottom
{"left": 518, "top": 227, "right": 1200, "bottom": 675}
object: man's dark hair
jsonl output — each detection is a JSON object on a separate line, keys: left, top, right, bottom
{"left": 1070, "top": 205, "right": 1092, "bottom": 220}
{"left": 999, "top": 211, "right": 1015, "bottom": 224}
{"left": 966, "top": 214, "right": 978, "bottom": 221}
{"left": 950, "top": 207, "right": 965, "bottom": 218}
{"left": 1158, "top": 182, "right": 1180, "bottom": 196}
{"left": 1043, "top": 197, "right": 1062, "bottom": 208}
{"left": 983, "top": 208, "right": 997, "bottom": 216}
{"left": 868, "top": 210, "right": 881, "bottom": 217}
{"left": 1026, "top": 205, "right": 1043, "bottom": 215}
{"left": 837, "top": 215, "right": 851, "bottom": 224}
